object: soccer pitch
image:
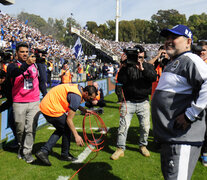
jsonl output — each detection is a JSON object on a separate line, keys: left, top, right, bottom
{"left": 0, "top": 93, "right": 207, "bottom": 180}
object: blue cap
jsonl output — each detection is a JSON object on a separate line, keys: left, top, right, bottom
{"left": 160, "top": 25, "right": 193, "bottom": 41}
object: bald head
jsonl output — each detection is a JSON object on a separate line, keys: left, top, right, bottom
{"left": 93, "top": 82, "right": 98, "bottom": 89}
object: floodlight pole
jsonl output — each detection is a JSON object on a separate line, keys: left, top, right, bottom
{"left": 115, "top": 0, "right": 120, "bottom": 42}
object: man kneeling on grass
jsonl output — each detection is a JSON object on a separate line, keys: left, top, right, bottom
{"left": 35, "top": 84, "right": 97, "bottom": 166}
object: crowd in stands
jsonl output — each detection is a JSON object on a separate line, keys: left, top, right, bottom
{"left": 0, "top": 10, "right": 162, "bottom": 85}
{"left": 0, "top": 11, "right": 73, "bottom": 59}
{"left": 81, "top": 27, "right": 161, "bottom": 58}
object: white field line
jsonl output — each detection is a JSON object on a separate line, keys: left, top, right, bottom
{"left": 56, "top": 176, "right": 70, "bottom": 180}
{"left": 73, "top": 127, "right": 110, "bottom": 164}
{"left": 72, "top": 144, "right": 96, "bottom": 164}
{"left": 48, "top": 126, "right": 110, "bottom": 164}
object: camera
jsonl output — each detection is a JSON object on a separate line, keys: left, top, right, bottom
{"left": 123, "top": 45, "right": 145, "bottom": 65}
{"left": 34, "top": 48, "right": 47, "bottom": 63}
{"left": 0, "top": 49, "right": 13, "bottom": 63}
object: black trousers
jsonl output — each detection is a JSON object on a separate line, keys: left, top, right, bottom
{"left": 40, "top": 113, "right": 71, "bottom": 156}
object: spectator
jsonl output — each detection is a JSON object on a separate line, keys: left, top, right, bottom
{"left": 151, "top": 25, "right": 207, "bottom": 179}
{"left": 47, "top": 58, "right": 53, "bottom": 87}
{"left": 198, "top": 41, "right": 207, "bottom": 63}
{"left": 35, "top": 49, "right": 48, "bottom": 97}
{"left": 59, "top": 63, "right": 72, "bottom": 84}
{"left": 85, "top": 62, "right": 90, "bottom": 81}
{"left": 35, "top": 84, "right": 97, "bottom": 166}
{"left": 107, "top": 63, "right": 114, "bottom": 77}
{"left": 87, "top": 61, "right": 97, "bottom": 80}
{"left": 102, "top": 62, "right": 108, "bottom": 78}
{"left": 9, "top": 36, "right": 18, "bottom": 56}
{"left": 7, "top": 42, "right": 43, "bottom": 163}
{"left": 111, "top": 45, "right": 157, "bottom": 160}
{"left": 76, "top": 62, "right": 83, "bottom": 82}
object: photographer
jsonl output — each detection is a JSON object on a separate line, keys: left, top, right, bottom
{"left": 111, "top": 45, "right": 157, "bottom": 160}
{"left": 148, "top": 45, "right": 170, "bottom": 99}
{"left": 0, "top": 49, "right": 14, "bottom": 72}
{"left": 35, "top": 48, "right": 47, "bottom": 96}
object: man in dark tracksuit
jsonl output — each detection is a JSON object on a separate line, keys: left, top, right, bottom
{"left": 152, "top": 25, "right": 207, "bottom": 180}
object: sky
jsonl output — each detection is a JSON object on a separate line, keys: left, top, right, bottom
{"left": 0, "top": 0, "right": 207, "bottom": 26}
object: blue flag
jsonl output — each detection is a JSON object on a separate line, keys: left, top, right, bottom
{"left": 25, "top": 20, "right": 28, "bottom": 24}
{"left": 72, "top": 37, "right": 83, "bottom": 59}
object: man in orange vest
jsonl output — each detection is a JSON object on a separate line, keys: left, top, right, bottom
{"left": 59, "top": 63, "right": 73, "bottom": 84}
{"left": 35, "top": 84, "right": 97, "bottom": 166}
{"left": 85, "top": 82, "right": 105, "bottom": 114}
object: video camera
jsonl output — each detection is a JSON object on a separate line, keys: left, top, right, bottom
{"left": 123, "top": 45, "right": 145, "bottom": 65}
{"left": 34, "top": 48, "right": 47, "bottom": 63}
{"left": 0, "top": 49, "right": 13, "bottom": 63}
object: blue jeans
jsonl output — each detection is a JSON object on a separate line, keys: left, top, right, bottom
{"left": 117, "top": 100, "right": 150, "bottom": 150}
{"left": 76, "top": 73, "right": 83, "bottom": 82}
{"left": 41, "top": 113, "right": 71, "bottom": 156}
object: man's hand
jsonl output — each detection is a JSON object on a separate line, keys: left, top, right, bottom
{"left": 26, "top": 54, "right": 36, "bottom": 65}
{"left": 173, "top": 113, "right": 192, "bottom": 130}
{"left": 75, "top": 135, "right": 85, "bottom": 146}
{"left": 136, "top": 59, "right": 144, "bottom": 71}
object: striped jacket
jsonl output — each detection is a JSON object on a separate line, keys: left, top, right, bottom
{"left": 152, "top": 51, "right": 207, "bottom": 145}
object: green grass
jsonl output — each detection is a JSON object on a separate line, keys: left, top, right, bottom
{"left": 0, "top": 93, "right": 207, "bottom": 180}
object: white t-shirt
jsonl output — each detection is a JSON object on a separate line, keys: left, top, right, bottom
{"left": 108, "top": 66, "right": 114, "bottom": 77}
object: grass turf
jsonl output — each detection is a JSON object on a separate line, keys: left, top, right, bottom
{"left": 0, "top": 93, "right": 207, "bottom": 180}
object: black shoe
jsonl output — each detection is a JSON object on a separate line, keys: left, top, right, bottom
{"left": 60, "top": 153, "right": 78, "bottom": 161}
{"left": 35, "top": 150, "right": 51, "bottom": 166}
{"left": 6, "top": 140, "right": 18, "bottom": 149}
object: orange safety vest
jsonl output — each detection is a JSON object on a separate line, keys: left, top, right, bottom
{"left": 61, "top": 69, "right": 72, "bottom": 84}
{"left": 151, "top": 64, "right": 162, "bottom": 99}
{"left": 3, "top": 64, "right": 7, "bottom": 72}
{"left": 94, "top": 90, "right": 101, "bottom": 101}
{"left": 40, "top": 84, "right": 82, "bottom": 117}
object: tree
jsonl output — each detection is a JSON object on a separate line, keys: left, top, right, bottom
{"left": 17, "top": 12, "right": 48, "bottom": 34}
{"left": 86, "top": 21, "right": 98, "bottom": 35}
{"left": 133, "top": 19, "right": 153, "bottom": 43}
{"left": 151, "top": 9, "right": 187, "bottom": 42}
{"left": 188, "top": 13, "right": 207, "bottom": 42}
{"left": 97, "top": 23, "right": 109, "bottom": 39}
{"left": 119, "top": 20, "right": 136, "bottom": 42}
{"left": 106, "top": 20, "right": 116, "bottom": 40}
{"left": 52, "top": 19, "right": 66, "bottom": 42}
